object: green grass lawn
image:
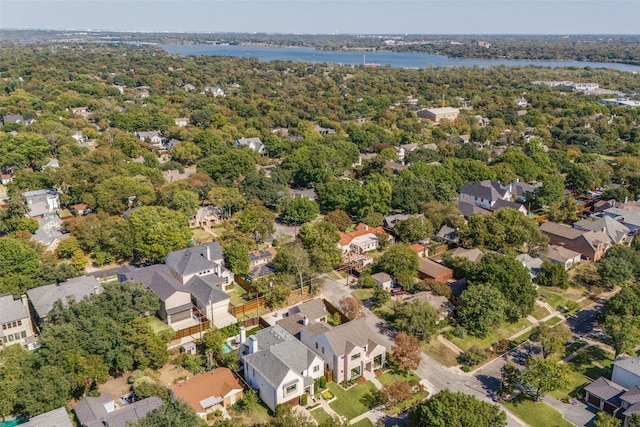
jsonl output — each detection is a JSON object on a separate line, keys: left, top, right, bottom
{"left": 377, "top": 371, "right": 421, "bottom": 387}
{"left": 550, "top": 345, "right": 615, "bottom": 400}
{"left": 421, "top": 338, "right": 460, "bottom": 367}
{"left": 450, "top": 318, "right": 532, "bottom": 352}
{"left": 310, "top": 408, "right": 332, "bottom": 425}
{"left": 352, "top": 288, "right": 375, "bottom": 301}
{"left": 545, "top": 316, "right": 564, "bottom": 326}
{"left": 146, "top": 316, "right": 173, "bottom": 335}
{"left": 191, "top": 227, "right": 215, "bottom": 243}
{"left": 537, "top": 288, "right": 567, "bottom": 310}
{"left": 503, "top": 395, "right": 574, "bottom": 427}
{"left": 351, "top": 419, "right": 373, "bottom": 427}
{"left": 327, "top": 381, "right": 378, "bottom": 420}
{"left": 228, "top": 286, "right": 249, "bottom": 306}
{"left": 532, "top": 304, "right": 550, "bottom": 320}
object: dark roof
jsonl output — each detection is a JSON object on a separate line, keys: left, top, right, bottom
{"left": 22, "top": 407, "right": 73, "bottom": 427}
{"left": 513, "top": 181, "right": 534, "bottom": 199}
{"left": 436, "top": 225, "right": 459, "bottom": 242}
{"left": 120, "top": 264, "right": 185, "bottom": 302}
{"left": 584, "top": 377, "right": 625, "bottom": 406}
{"left": 3, "top": 115, "right": 24, "bottom": 123}
{"left": 540, "top": 221, "right": 585, "bottom": 240}
{"left": 27, "top": 275, "right": 102, "bottom": 319}
{"left": 187, "top": 275, "right": 230, "bottom": 306}
{"left": 289, "top": 299, "right": 327, "bottom": 321}
{"left": 249, "top": 249, "right": 274, "bottom": 263}
{"left": 0, "top": 295, "right": 29, "bottom": 324}
{"left": 74, "top": 394, "right": 162, "bottom": 427}
{"left": 492, "top": 199, "right": 527, "bottom": 213}
{"left": 621, "top": 386, "right": 640, "bottom": 406}
{"left": 460, "top": 180, "right": 509, "bottom": 202}
{"left": 449, "top": 278, "right": 468, "bottom": 298}
{"left": 165, "top": 243, "right": 224, "bottom": 278}
{"left": 457, "top": 199, "right": 491, "bottom": 218}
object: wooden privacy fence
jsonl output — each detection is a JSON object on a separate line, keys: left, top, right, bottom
{"left": 173, "top": 319, "right": 210, "bottom": 340}
{"left": 240, "top": 317, "right": 261, "bottom": 329}
{"left": 229, "top": 297, "right": 267, "bottom": 317}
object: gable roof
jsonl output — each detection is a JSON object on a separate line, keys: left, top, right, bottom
{"left": 540, "top": 221, "right": 585, "bottom": 240}
{"left": 165, "top": 242, "right": 224, "bottom": 277}
{"left": 457, "top": 199, "right": 491, "bottom": 218}
{"left": 371, "top": 272, "right": 393, "bottom": 283}
{"left": 339, "top": 223, "right": 385, "bottom": 247}
{"left": 321, "top": 318, "right": 385, "bottom": 356}
{"left": 186, "top": 275, "right": 230, "bottom": 306}
{"left": 436, "top": 225, "right": 459, "bottom": 242}
{"left": 27, "top": 275, "right": 102, "bottom": 319}
{"left": 492, "top": 199, "right": 527, "bottom": 214}
{"left": 22, "top": 407, "right": 73, "bottom": 427}
{"left": 460, "top": 180, "right": 510, "bottom": 202}
{"left": 418, "top": 258, "right": 454, "bottom": 280}
{"left": 614, "top": 357, "right": 640, "bottom": 377}
{"left": 288, "top": 299, "right": 327, "bottom": 320}
{"left": 540, "top": 245, "right": 582, "bottom": 263}
{"left": 169, "top": 368, "right": 242, "bottom": 414}
{"left": 574, "top": 215, "right": 630, "bottom": 244}
{"left": 243, "top": 347, "right": 296, "bottom": 389}
{"left": 584, "top": 377, "right": 626, "bottom": 406}
{"left": 120, "top": 264, "right": 185, "bottom": 302}
{"left": 450, "top": 247, "right": 485, "bottom": 264}
{"left": 0, "top": 295, "right": 29, "bottom": 324}
{"left": 74, "top": 394, "right": 162, "bottom": 427}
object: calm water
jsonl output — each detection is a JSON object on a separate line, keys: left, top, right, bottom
{"left": 163, "top": 44, "right": 640, "bottom": 72}
{"left": 0, "top": 418, "right": 26, "bottom": 427}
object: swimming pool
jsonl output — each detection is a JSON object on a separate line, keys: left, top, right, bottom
{"left": 0, "top": 418, "right": 26, "bottom": 427}
{"left": 221, "top": 343, "right": 233, "bottom": 354}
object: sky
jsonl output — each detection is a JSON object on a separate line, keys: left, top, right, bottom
{"left": 1, "top": 0, "right": 639, "bottom": 35}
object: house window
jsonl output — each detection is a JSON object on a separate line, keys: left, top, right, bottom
{"left": 351, "top": 353, "right": 361, "bottom": 361}
{"left": 284, "top": 383, "right": 297, "bottom": 396}
{"left": 20, "top": 331, "right": 26, "bottom": 338}
{"left": 1, "top": 324, "right": 6, "bottom": 330}
{"left": 313, "top": 365, "right": 320, "bottom": 373}
{"left": 17, "top": 320, "right": 21, "bottom": 326}
{"left": 322, "top": 347, "right": 325, "bottom": 354}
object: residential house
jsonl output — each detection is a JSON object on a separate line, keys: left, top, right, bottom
{"left": 289, "top": 188, "right": 317, "bottom": 202}
{"left": 250, "top": 248, "right": 276, "bottom": 269}
{"left": 74, "top": 394, "right": 162, "bottom": 427}
{"left": 23, "top": 188, "right": 60, "bottom": 217}
{"left": 396, "top": 143, "right": 419, "bottom": 161}
{"left": 136, "top": 86, "right": 150, "bottom": 98}
{"left": 449, "top": 247, "right": 485, "bottom": 264}
{"left": 539, "top": 245, "right": 582, "bottom": 270}
{"left": 417, "top": 107, "right": 460, "bottom": 123}
{"left": 601, "top": 208, "right": 640, "bottom": 234}
{"left": 515, "top": 97, "right": 528, "bottom": 108}
{"left": 435, "top": 225, "right": 459, "bottom": 244}
{"left": 418, "top": 258, "right": 454, "bottom": 283}
{"left": 473, "top": 115, "right": 490, "bottom": 127}
{"left": 192, "top": 206, "right": 223, "bottom": 228}
{"left": 299, "top": 318, "right": 386, "bottom": 383}
{"left": 410, "top": 243, "right": 428, "bottom": 257}
{"left": 1, "top": 173, "right": 13, "bottom": 185}
{"left": 162, "top": 168, "right": 195, "bottom": 183}
{"left": 119, "top": 264, "right": 195, "bottom": 329}
{"left": 241, "top": 325, "right": 324, "bottom": 412}
{"left": 492, "top": 198, "right": 529, "bottom": 215}
{"left": 72, "top": 203, "right": 90, "bottom": 216}
{"left": 540, "top": 221, "right": 611, "bottom": 261}
{"left": 574, "top": 215, "right": 632, "bottom": 245}
{"left": 165, "top": 242, "right": 232, "bottom": 288}
{"left": 27, "top": 275, "right": 103, "bottom": 322}
{"left": 371, "top": 272, "right": 394, "bottom": 290}
{"left": 70, "top": 107, "right": 90, "bottom": 118}
{"left": 2, "top": 114, "right": 25, "bottom": 125}
{"left": 0, "top": 294, "right": 36, "bottom": 350}
{"left": 338, "top": 223, "right": 388, "bottom": 254}
{"left": 384, "top": 161, "right": 409, "bottom": 174}
{"left": 459, "top": 180, "right": 512, "bottom": 210}
{"left": 457, "top": 199, "right": 491, "bottom": 218}
{"left": 135, "top": 131, "right": 165, "bottom": 147}
{"left": 585, "top": 357, "right": 640, "bottom": 424}
{"left": 183, "top": 83, "right": 196, "bottom": 92}
{"left": 29, "top": 214, "right": 69, "bottom": 250}
{"left": 234, "top": 137, "right": 266, "bottom": 154}
{"left": 515, "top": 254, "right": 543, "bottom": 279}
{"left": 174, "top": 117, "right": 189, "bottom": 127}
{"left": 383, "top": 213, "right": 413, "bottom": 231}
{"left": 21, "top": 407, "right": 73, "bottom": 427}
{"left": 287, "top": 299, "right": 329, "bottom": 323}
{"left": 574, "top": 83, "right": 600, "bottom": 92}
{"left": 187, "top": 275, "right": 232, "bottom": 328}
{"left": 512, "top": 180, "right": 535, "bottom": 202}
{"left": 169, "top": 368, "right": 243, "bottom": 419}
{"left": 204, "top": 86, "right": 225, "bottom": 97}
{"left": 314, "top": 124, "right": 336, "bottom": 135}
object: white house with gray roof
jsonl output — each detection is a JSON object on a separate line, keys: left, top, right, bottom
{"left": 74, "top": 394, "right": 161, "bottom": 427}
{"left": 241, "top": 325, "right": 324, "bottom": 411}
{"left": 23, "top": 189, "right": 60, "bottom": 218}
{"left": 234, "top": 137, "right": 265, "bottom": 154}
{"left": 0, "top": 294, "right": 36, "bottom": 350}
{"left": 459, "top": 180, "right": 512, "bottom": 210}
{"left": 30, "top": 214, "right": 70, "bottom": 250}
{"left": 165, "top": 242, "right": 232, "bottom": 289}
{"left": 27, "top": 275, "right": 102, "bottom": 322}
{"left": 299, "top": 318, "right": 386, "bottom": 383}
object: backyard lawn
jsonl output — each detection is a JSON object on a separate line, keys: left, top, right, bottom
{"left": 449, "top": 318, "right": 532, "bottom": 352}
{"left": 310, "top": 408, "right": 333, "bottom": 425}
{"left": 146, "top": 316, "right": 173, "bottom": 336}
{"left": 191, "top": 227, "right": 215, "bottom": 243}
{"left": 421, "top": 338, "right": 460, "bottom": 367}
{"left": 228, "top": 286, "right": 250, "bottom": 306}
{"left": 503, "top": 395, "right": 574, "bottom": 427}
{"left": 327, "top": 381, "right": 378, "bottom": 420}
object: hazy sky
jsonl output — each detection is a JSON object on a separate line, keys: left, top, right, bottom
{"left": 1, "top": 0, "right": 639, "bottom": 34}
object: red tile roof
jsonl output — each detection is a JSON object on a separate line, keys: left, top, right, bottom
{"left": 338, "top": 223, "right": 386, "bottom": 246}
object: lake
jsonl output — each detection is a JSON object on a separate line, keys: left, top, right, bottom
{"left": 162, "top": 44, "right": 640, "bottom": 72}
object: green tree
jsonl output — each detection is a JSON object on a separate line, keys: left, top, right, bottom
{"left": 604, "top": 315, "right": 640, "bottom": 357}
{"left": 273, "top": 243, "right": 310, "bottom": 292}
{"left": 594, "top": 411, "right": 622, "bottom": 427}
{"left": 393, "top": 216, "right": 434, "bottom": 243}
{"left": 324, "top": 210, "right": 352, "bottom": 232}
{"left": 127, "top": 206, "right": 191, "bottom": 262}
{"left": 566, "top": 163, "right": 596, "bottom": 195}
{"left": 94, "top": 176, "right": 157, "bottom": 215}
{"left": 126, "top": 397, "right": 206, "bottom": 427}
{"left": 372, "top": 286, "right": 390, "bottom": 308}
{"left": 457, "top": 284, "right": 508, "bottom": 338}
{"left": 70, "top": 249, "right": 88, "bottom": 272}
{"left": 522, "top": 357, "right": 567, "bottom": 401}
{"left": 536, "top": 260, "right": 569, "bottom": 289}
{"left": 297, "top": 221, "right": 342, "bottom": 272}
{"left": 169, "top": 141, "right": 202, "bottom": 165}
{"left": 534, "top": 324, "right": 572, "bottom": 359}
{"left": 0, "top": 344, "right": 26, "bottom": 418}
{"left": 500, "top": 362, "right": 522, "bottom": 395}
{"left": 409, "top": 390, "right": 507, "bottom": 427}
{"left": 377, "top": 244, "right": 419, "bottom": 291}
{"left": 235, "top": 201, "right": 275, "bottom": 242}
{"left": 280, "top": 197, "right": 320, "bottom": 225}
{"left": 392, "top": 300, "right": 439, "bottom": 341}
{"left": 55, "top": 236, "right": 82, "bottom": 259}
{"left": 124, "top": 317, "right": 169, "bottom": 369}
{"left": 548, "top": 197, "right": 579, "bottom": 224}
{"left": 224, "top": 241, "right": 250, "bottom": 277}
{"left": 208, "top": 186, "right": 246, "bottom": 219}
{"left": 391, "top": 332, "right": 421, "bottom": 372}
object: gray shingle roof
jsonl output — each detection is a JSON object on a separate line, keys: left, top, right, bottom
{"left": 322, "top": 318, "right": 384, "bottom": 356}
{"left": 621, "top": 386, "right": 640, "bottom": 406}
{"left": 0, "top": 295, "right": 29, "bottom": 324}
{"left": 74, "top": 394, "right": 162, "bottom": 427}
{"left": 460, "top": 180, "right": 509, "bottom": 202}
{"left": 27, "top": 275, "right": 102, "bottom": 319}
{"left": 165, "top": 242, "right": 224, "bottom": 278}
{"left": 492, "top": 199, "right": 527, "bottom": 213}
{"left": 457, "top": 199, "right": 491, "bottom": 218}
{"left": 289, "top": 299, "right": 327, "bottom": 321}
{"left": 540, "top": 221, "right": 585, "bottom": 240}
{"left": 574, "top": 216, "right": 630, "bottom": 244}
{"left": 243, "top": 348, "right": 293, "bottom": 389}
{"left": 584, "top": 377, "right": 625, "bottom": 406}
{"left": 120, "top": 264, "right": 185, "bottom": 302}
{"left": 22, "top": 407, "right": 73, "bottom": 427}
{"left": 187, "top": 275, "right": 230, "bottom": 306}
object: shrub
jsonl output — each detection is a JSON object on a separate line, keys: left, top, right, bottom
{"left": 319, "top": 376, "right": 327, "bottom": 389}
{"left": 301, "top": 394, "right": 308, "bottom": 406}
{"left": 360, "top": 389, "right": 385, "bottom": 409}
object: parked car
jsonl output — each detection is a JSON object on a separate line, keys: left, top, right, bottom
{"left": 391, "top": 288, "right": 406, "bottom": 296}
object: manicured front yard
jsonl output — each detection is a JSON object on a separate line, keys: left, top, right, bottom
{"left": 352, "top": 288, "right": 375, "bottom": 301}
{"left": 327, "top": 381, "right": 378, "bottom": 420}
{"left": 310, "top": 407, "right": 333, "bottom": 425}
{"left": 421, "top": 338, "right": 460, "bottom": 367}
{"left": 531, "top": 304, "right": 550, "bottom": 320}
{"left": 537, "top": 288, "right": 567, "bottom": 310}
{"left": 545, "top": 316, "right": 564, "bottom": 326}
{"left": 449, "top": 318, "right": 532, "bottom": 352}
{"left": 376, "top": 371, "right": 429, "bottom": 415}
{"left": 503, "top": 395, "right": 574, "bottom": 427}
{"left": 549, "top": 345, "right": 615, "bottom": 400}
{"left": 377, "top": 371, "right": 421, "bottom": 387}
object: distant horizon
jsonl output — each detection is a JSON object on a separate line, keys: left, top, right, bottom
{"left": 2, "top": 1, "right": 639, "bottom": 35}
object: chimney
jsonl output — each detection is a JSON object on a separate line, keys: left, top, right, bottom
{"left": 239, "top": 326, "right": 246, "bottom": 344}
{"left": 94, "top": 286, "right": 99, "bottom": 295}
{"left": 364, "top": 225, "right": 369, "bottom": 231}
{"left": 249, "top": 335, "right": 258, "bottom": 354}
{"left": 303, "top": 315, "right": 309, "bottom": 326}
{"left": 206, "top": 245, "right": 211, "bottom": 261}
